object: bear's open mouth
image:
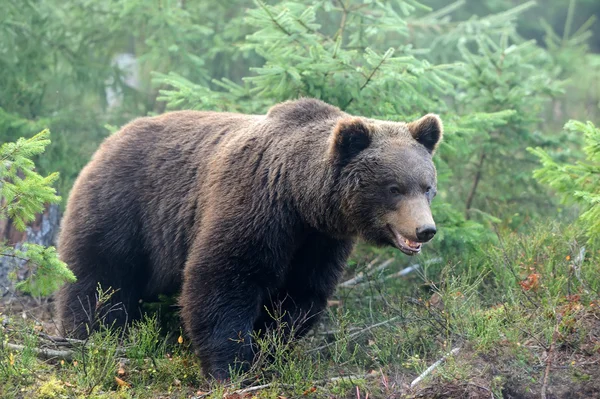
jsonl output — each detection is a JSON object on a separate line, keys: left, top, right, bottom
{"left": 387, "top": 225, "right": 422, "bottom": 256}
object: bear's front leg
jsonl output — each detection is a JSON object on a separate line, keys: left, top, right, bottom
{"left": 180, "top": 268, "right": 262, "bottom": 379}
{"left": 256, "top": 233, "right": 354, "bottom": 341}
{"left": 179, "top": 230, "right": 288, "bottom": 380}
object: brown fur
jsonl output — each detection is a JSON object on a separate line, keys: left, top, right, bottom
{"left": 55, "top": 98, "right": 442, "bottom": 379}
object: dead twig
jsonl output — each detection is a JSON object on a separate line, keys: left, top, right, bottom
{"left": 571, "top": 245, "right": 590, "bottom": 295}
{"left": 339, "top": 257, "right": 393, "bottom": 287}
{"left": 541, "top": 315, "right": 562, "bottom": 399}
{"left": 465, "top": 151, "right": 486, "bottom": 218}
{"left": 340, "top": 257, "right": 442, "bottom": 288}
{"left": 38, "top": 332, "right": 86, "bottom": 345}
{"left": 4, "top": 332, "right": 127, "bottom": 363}
{"left": 379, "top": 258, "right": 442, "bottom": 283}
{"left": 410, "top": 347, "right": 461, "bottom": 389}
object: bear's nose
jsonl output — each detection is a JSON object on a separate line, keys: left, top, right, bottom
{"left": 416, "top": 225, "right": 436, "bottom": 242}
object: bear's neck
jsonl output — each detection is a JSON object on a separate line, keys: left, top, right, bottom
{"left": 277, "top": 138, "right": 353, "bottom": 238}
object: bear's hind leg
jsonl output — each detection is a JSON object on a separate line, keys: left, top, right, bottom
{"left": 56, "top": 252, "right": 145, "bottom": 338}
{"left": 56, "top": 274, "right": 103, "bottom": 338}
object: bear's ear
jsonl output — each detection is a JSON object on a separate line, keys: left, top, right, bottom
{"left": 407, "top": 114, "right": 443, "bottom": 154}
{"left": 329, "top": 118, "right": 372, "bottom": 163}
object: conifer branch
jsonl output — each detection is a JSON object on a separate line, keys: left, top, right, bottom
{"left": 257, "top": 1, "right": 292, "bottom": 37}
{"left": 334, "top": 0, "right": 348, "bottom": 42}
{"left": 344, "top": 50, "right": 392, "bottom": 109}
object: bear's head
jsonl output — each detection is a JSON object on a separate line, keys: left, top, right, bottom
{"left": 329, "top": 114, "right": 443, "bottom": 255}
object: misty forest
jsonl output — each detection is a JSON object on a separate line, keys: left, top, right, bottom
{"left": 1, "top": 0, "right": 600, "bottom": 398}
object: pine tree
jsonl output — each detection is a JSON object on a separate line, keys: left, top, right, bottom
{"left": 156, "top": 0, "right": 557, "bottom": 252}
{"left": 0, "top": 130, "right": 75, "bottom": 296}
{"left": 530, "top": 120, "right": 600, "bottom": 244}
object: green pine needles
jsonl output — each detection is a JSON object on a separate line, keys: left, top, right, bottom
{"left": 157, "top": 0, "right": 461, "bottom": 117}
{"left": 155, "top": 0, "right": 582, "bottom": 252}
{"left": 0, "top": 130, "right": 75, "bottom": 296}
{"left": 530, "top": 120, "right": 600, "bottom": 244}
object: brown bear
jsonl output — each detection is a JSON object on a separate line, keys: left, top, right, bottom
{"left": 56, "top": 98, "right": 442, "bottom": 379}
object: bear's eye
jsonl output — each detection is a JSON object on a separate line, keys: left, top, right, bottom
{"left": 389, "top": 186, "right": 401, "bottom": 195}
{"left": 425, "top": 186, "right": 436, "bottom": 199}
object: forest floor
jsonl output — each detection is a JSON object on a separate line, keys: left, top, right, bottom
{"left": 1, "top": 223, "right": 600, "bottom": 398}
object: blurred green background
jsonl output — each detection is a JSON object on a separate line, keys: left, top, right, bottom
{"left": 1, "top": 0, "right": 599, "bottom": 254}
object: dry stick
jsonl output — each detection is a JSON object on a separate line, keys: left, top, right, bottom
{"left": 410, "top": 347, "right": 461, "bottom": 389}
{"left": 512, "top": 325, "right": 548, "bottom": 352}
{"left": 334, "top": 0, "right": 348, "bottom": 42}
{"left": 378, "top": 258, "right": 442, "bottom": 283}
{"left": 5, "top": 334, "right": 127, "bottom": 363}
{"left": 344, "top": 50, "right": 390, "bottom": 109}
{"left": 9, "top": 338, "right": 142, "bottom": 367}
{"left": 341, "top": 257, "right": 443, "bottom": 288}
{"left": 339, "top": 258, "right": 393, "bottom": 287}
{"left": 385, "top": 264, "right": 421, "bottom": 279}
{"left": 325, "top": 372, "right": 379, "bottom": 383}
{"left": 230, "top": 383, "right": 280, "bottom": 395}
{"left": 541, "top": 315, "right": 562, "bottom": 399}
{"left": 335, "top": 256, "right": 381, "bottom": 290}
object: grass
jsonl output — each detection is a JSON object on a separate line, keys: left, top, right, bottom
{"left": 1, "top": 220, "right": 599, "bottom": 398}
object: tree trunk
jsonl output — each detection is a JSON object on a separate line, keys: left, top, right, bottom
{"left": 465, "top": 152, "right": 486, "bottom": 219}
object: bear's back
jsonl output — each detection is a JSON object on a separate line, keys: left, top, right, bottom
{"left": 61, "top": 110, "right": 263, "bottom": 295}
{"left": 60, "top": 101, "right": 342, "bottom": 296}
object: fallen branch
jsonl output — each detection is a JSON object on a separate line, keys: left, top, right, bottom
{"left": 380, "top": 257, "right": 442, "bottom": 282}
{"left": 339, "top": 258, "right": 393, "bottom": 287}
{"left": 5, "top": 331, "right": 127, "bottom": 363}
{"left": 6, "top": 342, "right": 74, "bottom": 361}
{"left": 38, "top": 332, "right": 86, "bottom": 345}
{"left": 340, "top": 257, "right": 442, "bottom": 288}
{"left": 410, "top": 347, "right": 460, "bottom": 388}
